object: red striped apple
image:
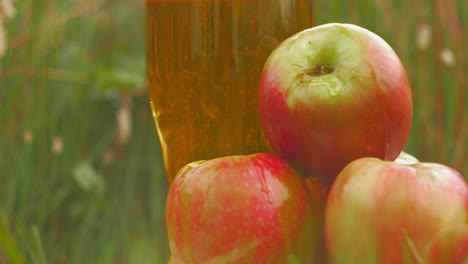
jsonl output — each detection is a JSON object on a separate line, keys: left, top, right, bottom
{"left": 426, "top": 228, "right": 468, "bottom": 264}
{"left": 325, "top": 157, "right": 468, "bottom": 264}
{"left": 166, "top": 153, "right": 325, "bottom": 264}
{"left": 259, "top": 23, "right": 413, "bottom": 184}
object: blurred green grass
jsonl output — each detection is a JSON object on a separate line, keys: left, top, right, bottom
{"left": 0, "top": 0, "right": 466, "bottom": 263}
{"left": 0, "top": 0, "right": 168, "bottom": 263}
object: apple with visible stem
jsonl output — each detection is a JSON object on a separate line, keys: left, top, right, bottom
{"left": 325, "top": 157, "right": 468, "bottom": 264}
{"left": 259, "top": 23, "right": 412, "bottom": 185}
{"left": 166, "top": 153, "right": 325, "bottom": 264}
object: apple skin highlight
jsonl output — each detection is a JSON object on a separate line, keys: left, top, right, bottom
{"left": 259, "top": 23, "right": 413, "bottom": 184}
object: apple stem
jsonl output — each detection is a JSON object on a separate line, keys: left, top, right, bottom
{"left": 308, "top": 64, "right": 334, "bottom": 76}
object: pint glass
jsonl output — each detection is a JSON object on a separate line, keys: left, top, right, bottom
{"left": 146, "top": 0, "right": 314, "bottom": 183}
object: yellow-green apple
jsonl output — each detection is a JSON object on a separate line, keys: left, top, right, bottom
{"left": 166, "top": 153, "right": 325, "bottom": 264}
{"left": 325, "top": 157, "right": 468, "bottom": 264}
{"left": 258, "top": 23, "right": 412, "bottom": 184}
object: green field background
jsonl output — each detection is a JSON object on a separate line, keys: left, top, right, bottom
{"left": 0, "top": 0, "right": 466, "bottom": 263}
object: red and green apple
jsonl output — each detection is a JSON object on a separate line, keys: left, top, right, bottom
{"left": 426, "top": 227, "right": 468, "bottom": 264}
{"left": 166, "top": 153, "right": 325, "bottom": 264}
{"left": 325, "top": 157, "right": 468, "bottom": 264}
{"left": 259, "top": 23, "right": 413, "bottom": 184}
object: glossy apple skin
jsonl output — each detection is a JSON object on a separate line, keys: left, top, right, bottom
{"left": 166, "top": 153, "right": 324, "bottom": 264}
{"left": 426, "top": 228, "right": 468, "bottom": 264}
{"left": 259, "top": 23, "right": 412, "bottom": 184}
{"left": 325, "top": 157, "right": 468, "bottom": 264}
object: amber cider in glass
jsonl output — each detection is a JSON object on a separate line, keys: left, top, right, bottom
{"left": 146, "top": 0, "right": 314, "bottom": 183}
